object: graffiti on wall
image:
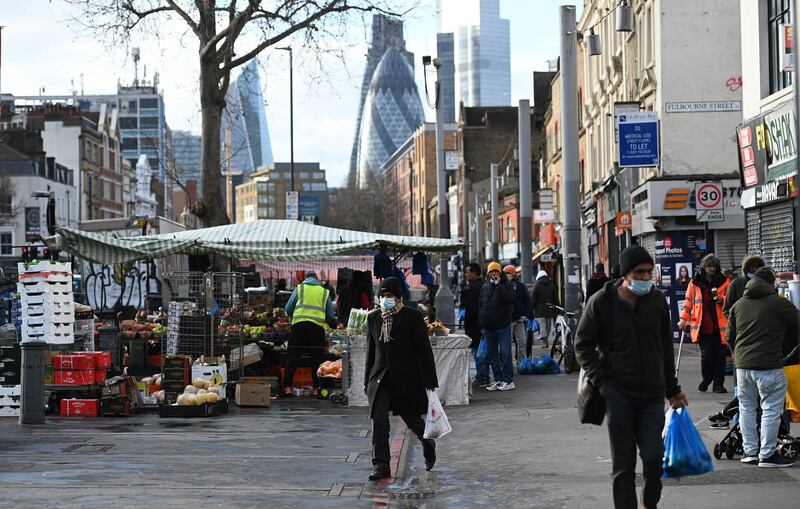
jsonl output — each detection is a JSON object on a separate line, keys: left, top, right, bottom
{"left": 84, "top": 260, "right": 160, "bottom": 311}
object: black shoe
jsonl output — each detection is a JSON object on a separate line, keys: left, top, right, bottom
{"left": 368, "top": 466, "right": 391, "bottom": 480}
{"left": 698, "top": 380, "right": 710, "bottom": 392}
{"left": 712, "top": 385, "right": 728, "bottom": 394}
{"left": 710, "top": 420, "right": 730, "bottom": 429}
{"left": 423, "top": 439, "right": 436, "bottom": 471}
{"left": 707, "top": 412, "right": 726, "bottom": 423}
{"left": 758, "top": 452, "right": 795, "bottom": 468}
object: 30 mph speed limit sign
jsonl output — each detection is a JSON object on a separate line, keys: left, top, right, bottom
{"left": 695, "top": 182, "right": 724, "bottom": 222}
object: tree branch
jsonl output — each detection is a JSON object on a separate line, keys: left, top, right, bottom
{"left": 165, "top": 0, "right": 201, "bottom": 34}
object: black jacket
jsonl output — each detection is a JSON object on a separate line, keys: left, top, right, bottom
{"left": 364, "top": 306, "right": 438, "bottom": 418}
{"left": 479, "top": 276, "right": 515, "bottom": 331}
{"left": 575, "top": 280, "right": 681, "bottom": 400}
{"left": 531, "top": 276, "right": 559, "bottom": 318}
{"left": 585, "top": 273, "right": 610, "bottom": 303}
{"left": 510, "top": 278, "right": 532, "bottom": 320}
{"left": 461, "top": 277, "right": 484, "bottom": 347}
{"left": 723, "top": 275, "right": 748, "bottom": 318}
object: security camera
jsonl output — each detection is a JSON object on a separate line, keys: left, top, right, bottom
{"left": 422, "top": 55, "right": 432, "bottom": 66}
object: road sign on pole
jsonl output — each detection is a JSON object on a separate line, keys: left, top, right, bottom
{"left": 618, "top": 111, "right": 660, "bottom": 167}
{"left": 695, "top": 182, "right": 724, "bottom": 222}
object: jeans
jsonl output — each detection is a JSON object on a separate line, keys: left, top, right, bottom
{"left": 483, "top": 325, "right": 513, "bottom": 384}
{"left": 604, "top": 383, "right": 665, "bottom": 509}
{"left": 512, "top": 317, "right": 528, "bottom": 364}
{"left": 471, "top": 343, "right": 489, "bottom": 383}
{"left": 371, "top": 384, "right": 433, "bottom": 468}
{"left": 737, "top": 368, "right": 788, "bottom": 459}
{"left": 698, "top": 331, "right": 726, "bottom": 387}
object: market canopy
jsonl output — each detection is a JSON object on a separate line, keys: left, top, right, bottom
{"left": 45, "top": 220, "right": 465, "bottom": 265}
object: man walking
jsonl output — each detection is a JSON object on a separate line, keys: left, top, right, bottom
{"left": 575, "top": 245, "right": 688, "bottom": 509}
{"left": 462, "top": 263, "right": 489, "bottom": 386}
{"left": 504, "top": 265, "right": 532, "bottom": 368}
{"left": 723, "top": 254, "right": 765, "bottom": 317}
{"left": 283, "top": 272, "right": 335, "bottom": 396}
{"left": 479, "top": 262, "right": 515, "bottom": 391}
{"left": 364, "top": 277, "right": 439, "bottom": 480}
{"left": 727, "top": 267, "right": 798, "bottom": 468}
{"left": 678, "top": 254, "right": 731, "bottom": 393}
{"left": 531, "top": 269, "right": 558, "bottom": 348}
{"left": 586, "top": 263, "right": 611, "bottom": 303}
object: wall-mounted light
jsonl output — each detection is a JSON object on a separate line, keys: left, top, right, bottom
{"left": 616, "top": 1, "right": 634, "bottom": 32}
{"left": 587, "top": 28, "right": 602, "bottom": 56}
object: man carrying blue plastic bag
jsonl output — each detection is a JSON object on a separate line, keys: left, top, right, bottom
{"left": 576, "top": 245, "right": 688, "bottom": 509}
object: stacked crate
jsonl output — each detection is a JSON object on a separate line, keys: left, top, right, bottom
{"left": 17, "top": 261, "right": 74, "bottom": 345}
{"left": 162, "top": 355, "right": 191, "bottom": 403}
{"left": 0, "top": 344, "right": 21, "bottom": 417}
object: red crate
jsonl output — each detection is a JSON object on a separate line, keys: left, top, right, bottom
{"left": 94, "top": 368, "right": 108, "bottom": 383}
{"left": 53, "top": 354, "right": 95, "bottom": 370}
{"left": 60, "top": 398, "right": 99, "bottom": 417}
{"left": 54, "top": 369, "right": 96, "bottom": 385}
{"left": 74, "top": 351, "right": 112, "bottom": 369}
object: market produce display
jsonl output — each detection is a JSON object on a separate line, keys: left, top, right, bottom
{"left": 424, "top": 317, "right": 448, "bottom": 335}
{"left": 316, "top": 359, "right": 342, "bottom": 379}
{"left": 173, "top": 378, "right": 223, "bottom": 406}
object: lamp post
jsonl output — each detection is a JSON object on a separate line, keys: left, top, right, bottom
{"left": 277, "top": 47, "right": 294, "bottom": 193}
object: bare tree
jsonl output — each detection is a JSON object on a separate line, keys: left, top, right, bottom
{"left": 64, "top": 0, "right": 406, "bottom": 227}
{"left": 322, "top": 178, "right": 386, "bottom": 233}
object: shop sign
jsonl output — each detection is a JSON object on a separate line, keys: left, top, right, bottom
{"left": 25, "top": 207, "right": 41, "bottom": 242}
{"left": 653, "top": 231, "right": 706, "bottom": 340}
{"left": 634, "top": 179, "right": 742, "bottom": 218}
{"left": 533, "top": 209, "right": 555, "bottom": 223}
{"left": 298, "top": 195, "right": 320, "bottom": 217}
{"left": 618, "top": 111, "right": 660, "bottom": 168}
{"left": 737, "top": 100, "right": 797, "bottom": 188}
{"left": 615, "top": 211, "right": 632, "bottom": 231}
{"left": 445, "top": 150, "right": 460, "bottom": 171}
{"left": 781, "top": 24, "right": 794, "bottom": 72}
{"left": 285, "top": 191, "right": 299, "bottom": 220}
{"left": 741, "top": 176, "right": 798, "bottom": 208}
{"left": 540, "top": 224, "right": 557, "bottom": 247}
{"left": 765, "top": 103, "right": 797, "bottom": 181}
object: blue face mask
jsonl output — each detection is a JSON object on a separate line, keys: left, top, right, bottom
{"left": 380, "top": 297, "right": 397, "bottom": 310}
{"left": 628, "top": 279, "right": 654, "bottom": 296}
{"left": 746, "top": 272, "right": 755, "bottom": 279}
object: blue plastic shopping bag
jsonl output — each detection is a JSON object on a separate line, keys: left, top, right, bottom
{"left": 531, "top": 354, "right": 560, "bottom": 374}
{"left": 518, "top": 357, "right": 533, "bottom": 374}
{"left": 476, "top": 336, "right": 489, "bottom": 362}
{"left": 527, "top": 319, "right": 540, "bottom": 333}
{"left": 662, "top": 407, "right": 714, "bottom": 478}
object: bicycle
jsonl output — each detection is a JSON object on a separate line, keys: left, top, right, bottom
{"left": 547, "top": 304, "right": 578, "bottom": 374}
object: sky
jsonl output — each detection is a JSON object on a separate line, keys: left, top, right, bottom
{"left": 0, "top": 0, "right": 577, "bottom": 187}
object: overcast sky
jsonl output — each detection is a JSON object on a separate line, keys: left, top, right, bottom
{"left": 1, "top": 0, "right": 576, "bottom": 187}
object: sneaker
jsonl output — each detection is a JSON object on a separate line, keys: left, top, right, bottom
{"left": 708, "top": 412, "right": 726, "bottom": 423}
{"left": 710, "top": 420, "right": 730, "bottom": 429}
{"left": 758, "top": 452, "right": 795, "bottom": 468}
{"left": 497, "top": 382, "right": 516, "bottom": 391}
{"left": 486, "top": 382, "right": 501, "bottom": 391}
{"left": 698, "top": 380, "right": 710, "bottom": 392}
{"left": 740, "top": 455, "right": 759, "bottom": 465}
{"left": 712, "top": 385, "right": 728, "bottom": 394}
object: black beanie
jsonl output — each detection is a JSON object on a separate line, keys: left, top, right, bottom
{"left": 379, "top": 277, "right": 404, "bottom": 298}
{"left": 619, "top": 245, "right": 654, "bottom": 277}
{"left": 754, "top": 267, "right": 776, "bottom": 286}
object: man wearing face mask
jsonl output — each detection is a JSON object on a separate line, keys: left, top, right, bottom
{"left": 575, "top": 245, "right": 687, "bottom": 509}
{"left": 678, "top": 254, "right": 731, "bottom": 394}
{"left": 479, "top": 262, "right": 516, "bottom": 391}
{"left": 364, "top": 277, "right": 439, "bottom": 481}
{"left": 723, "top": 254, "right": 765, "bottom": 318}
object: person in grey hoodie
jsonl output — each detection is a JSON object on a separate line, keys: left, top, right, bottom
{"left": 727, "top": 267, "right": 799, "bottom": 468}
{"left": 531, "top": 270, "right": 558, "bottom": 347}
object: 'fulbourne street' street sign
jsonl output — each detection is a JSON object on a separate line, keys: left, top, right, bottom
{"left": 618, "top": 111, "right": 660, "bottom": 168}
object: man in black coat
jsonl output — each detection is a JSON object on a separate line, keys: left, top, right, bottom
{"left": 364, "top": 277, "right": 439, "bottom": 481}
{"left": 479, "top": 262, "right": 516, "bottom": 391}
{"left": 461, "top": 263, "right": 489, "bottom": 385}
{"left": 531, "top": 270, "right": 559, "bottom": 348}
{"left": 586, "top": 263, "right": 611, "bottom": 303}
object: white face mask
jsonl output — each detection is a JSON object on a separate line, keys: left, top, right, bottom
{"left": 380, "top": 297, "right": 397, "bottom": 310}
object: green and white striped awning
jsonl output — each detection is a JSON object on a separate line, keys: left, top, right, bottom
{"left": 45, "top": 220, "right": 464, "bottom": 265}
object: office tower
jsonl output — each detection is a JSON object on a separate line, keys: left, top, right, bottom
{"left": 172, "top": 130, "right": 202, "bottom": 184}
{"left": 436, "top": 32, "right": 456, "bottom": 123}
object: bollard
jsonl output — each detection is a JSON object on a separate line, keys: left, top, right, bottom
{"left": 19, "top": 341, "right": 47, "bottom": 425}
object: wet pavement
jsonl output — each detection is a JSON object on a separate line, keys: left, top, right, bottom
{"left": 0, "top": 346, "right": 798, "bottom": 508}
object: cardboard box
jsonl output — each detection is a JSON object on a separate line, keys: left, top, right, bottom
{"left": 229, "top": 342, "right": 263, "bottom": 370}
{"left": 54, "top": 369, "right": 95, "bottom": 385}
{"left": 235, "top": 383, "right": 270, "bottom": 407}
{"left": 60, "top": 398, "right": 99, "bottom": 417}
{"left": 243, "top": 376, "right": 279, "bottom": 396}
{"left": 192, "top": 363, "right": 227, "bottom": 386}
{"left": 53, "top": 354, "right": 95, "bottom": 370}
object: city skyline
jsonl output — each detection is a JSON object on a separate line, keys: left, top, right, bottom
{"left": 0, "top": 1, "right": 570, "bottom": 187}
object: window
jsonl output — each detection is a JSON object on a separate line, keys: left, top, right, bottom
{"left": 140, "top": 137, "right": 158, "bottom": 150}
{"left": 127, "top": 100, "right": 138, "bottom": 113}
{"left": 299, "top": 172, "right": 310, "bottom": 180}
{"left": 311, "top": 183, "right": 327, "bottom": 192}
{"left": 0, "top": 193, "right": 11, "bottom": 215}
{"left": 313, "top": 172, "right": 324, "bottom": 179}
{"left": 93, "top": 144, "right": 99, "bottom": 163}
{"left": 139, "top": 98, "right": 159, "bottom": 109}
{"left": 768, "top": 0, "right": 793, "bottom": 95}
{"left": 0, "top": 231, "right": 12, "bottom": 256}
{"left": 148, "top": 158, "right": 159, "bottom": 171}
{"left": 302, "top": 183, "right": 311, "bottom": 191}
{"left": 122, "top": 138, "right": 138, "bottom": 150}
{"left": 140, "top": 117, "right": 159, "bottom": 128}
{"left": 119, "top": 117, "right": 138, "bottom": 129}
{"left": 257, "top": 182, "right": 268, "bottom": 192}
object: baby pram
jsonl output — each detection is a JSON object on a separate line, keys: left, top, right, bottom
{"left": 710, "top": 345, "right": 799, "bottom": 461}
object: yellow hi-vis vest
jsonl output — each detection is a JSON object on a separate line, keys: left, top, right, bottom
{"left": 291, "top": 283, "right": 330, "bottom": 329}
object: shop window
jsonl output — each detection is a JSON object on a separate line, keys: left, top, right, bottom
{"left": 768, "top": 0, "right": 793, "bottom": 95}
{"left": 0, "top": 231, "right": 12, "bottom": 255}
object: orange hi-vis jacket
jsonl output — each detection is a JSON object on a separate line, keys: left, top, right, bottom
{"left": 679, "top": 278, "right": 730, "bottom": 344}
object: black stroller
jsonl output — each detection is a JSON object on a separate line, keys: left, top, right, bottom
{"left": 710, "top": 345, "right": 799, "bottom": 461}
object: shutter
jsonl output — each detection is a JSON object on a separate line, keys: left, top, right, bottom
{"left": 638, "top": 233, "right": 657, "bottom": 258}
{"left": 746, "top": 209, "right": 761, "bottom": 258}
{"left": 758, "top": 201, "right": 794, "bottom": 273}
{"left": 714, "top": 229, "right": 747, "bottom": 274}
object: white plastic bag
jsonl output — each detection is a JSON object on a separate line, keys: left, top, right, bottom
{"left": 423, "top": 389, "right": 452, "bottom": 439}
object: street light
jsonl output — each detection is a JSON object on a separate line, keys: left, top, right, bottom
{"left": 276, "top": 46, "right": 294, "bottom": 193}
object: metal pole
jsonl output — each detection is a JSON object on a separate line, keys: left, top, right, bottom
{"left": 433, "top": 62, "right": 455, "bottom": 325}
{"left": 518, "top": 99, "right": 533, "bottom": 285}
{"left": 288, "top": 48, "right": 294, "bottom": 193}
{"left": 491, "top": 163, "right": 499, "bottom": 261}
{"left": 475, "top": 192, "right": 483, "bottom": 265}
{"left": 560, "top": 5, "right": 581, "bottom": 314}
{"left": 19, "top": 342, "right": 47, "bottom": 425}
{"left": 793, "top": 0, "right": 800, "bottom": 290}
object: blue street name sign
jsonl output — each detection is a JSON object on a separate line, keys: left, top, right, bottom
{"left": 618, "top": 111, "right": 660, "bottom": 168}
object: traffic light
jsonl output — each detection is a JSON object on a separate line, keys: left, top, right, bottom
{"left": 21, "top": 247, "right": 29, "bottom": 263}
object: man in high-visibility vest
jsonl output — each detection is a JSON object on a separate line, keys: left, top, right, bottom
{"left": 283, "top": 271, "right": 335, "bottom": 396}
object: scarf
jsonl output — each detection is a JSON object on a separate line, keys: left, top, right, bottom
{"left": 380, "top": 302, "right": 403, "bottom": 343}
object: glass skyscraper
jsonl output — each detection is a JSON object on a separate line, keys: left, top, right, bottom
{"left": 437, "top": 0, "right": 511, "bottom": 107}
{"left": 356, "top": 48, "right": 425, "bottom": 189}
